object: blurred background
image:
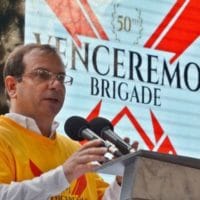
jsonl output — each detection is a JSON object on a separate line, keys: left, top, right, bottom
{"left": 0, "top": 0, "right": 24, "bottom": 114}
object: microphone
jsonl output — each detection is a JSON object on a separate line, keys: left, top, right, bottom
{"left": 64, "top": 116, "right": 122, "bottom": 157}
{"left": 89, "top": 117, "right": 132, "bottom": 155}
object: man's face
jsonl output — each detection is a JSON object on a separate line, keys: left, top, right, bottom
{"left": 14, "top": 49, "right": 66, "bottom": 120}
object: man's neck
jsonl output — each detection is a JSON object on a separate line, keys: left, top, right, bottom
{"left": 6, "top": 112, "right": 59, "bottom": 138}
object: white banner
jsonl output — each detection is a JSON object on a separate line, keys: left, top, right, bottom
{"left": 25, "top": 0, "right": 200, "bottom": 159}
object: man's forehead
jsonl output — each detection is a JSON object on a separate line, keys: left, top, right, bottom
{"left": 24, "top": 47, "right": 55, "bottom": 57}
{"left": 23, "top": 48, "right": 65, "bottom": 70}
{"left": 23, "top": 48, "right": 62, "bottom": 63}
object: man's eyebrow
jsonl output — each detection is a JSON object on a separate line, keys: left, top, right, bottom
{"left": 34, "top": 67, "right": 66, "bottom": 75}
{"left": 58, "top": 72, "right": 66, "bottom": 75}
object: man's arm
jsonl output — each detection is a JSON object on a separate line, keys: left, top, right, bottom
{"left": 0, "top": 166, "right": 68, "bottom": 200}
{"left": 0, "top": 140, "right": 107, "bottom": 200}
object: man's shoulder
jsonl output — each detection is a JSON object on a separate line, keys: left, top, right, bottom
{"left": 0, "top": 115, "right": 15, "bottom": 135}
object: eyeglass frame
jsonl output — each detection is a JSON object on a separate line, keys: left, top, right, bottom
{"left": 15, "top": 67, "right": 73, "bottom": 85}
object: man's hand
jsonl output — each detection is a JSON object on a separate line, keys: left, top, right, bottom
{"left": 62, "top": 139, "right": 107, "bottom": 183}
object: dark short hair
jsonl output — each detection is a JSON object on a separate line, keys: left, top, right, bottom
{"left": 3, "top": 43, "right": 61, "bottom": 79}
{"left": 3, "top": 43, "right": 62, "bottom": 100}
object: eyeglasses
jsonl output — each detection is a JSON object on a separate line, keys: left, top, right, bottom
{"left": 16, "top": 68, "right": 73, "bottom": 85}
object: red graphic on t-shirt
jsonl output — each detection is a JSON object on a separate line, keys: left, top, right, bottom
{"left": 29, "top": 160, "right": 42, "bottom": 177}
{"left": 71, "top": 175, "right": 87, "bottom": 196}
{"left": 29, "top": 160, "right": 87, "bottom": 197}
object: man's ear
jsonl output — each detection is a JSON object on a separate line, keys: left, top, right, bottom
{"left": 4, "top": 76, "right": 18, "bottom": 99}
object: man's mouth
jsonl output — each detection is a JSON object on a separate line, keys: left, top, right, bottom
{"left": 45, "top": 97, "right": 59, "bottom": 103}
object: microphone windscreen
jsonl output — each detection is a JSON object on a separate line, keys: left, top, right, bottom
{"left": 89, "top": 117, "right": 113, "bottom": 137}
{"left": 64, "top": 116, "right": 89, "bottom": 141}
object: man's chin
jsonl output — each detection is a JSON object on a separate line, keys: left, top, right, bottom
{"left": 42, "top": 105, "right": 61, "bottom": 117}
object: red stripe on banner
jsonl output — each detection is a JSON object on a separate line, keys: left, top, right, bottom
{"left": 80, "top": 0, "right": 109, "bottom": 40}
{"left": 145, "top": 0, "right": 185, "bottom": 48}
{"left": 157, "top": 0, "right": 200, "bottom": 63}
{"left": 86, "top": 101, "right": 176, "bottom": 154}
{"left": 150, "top": 110, "right": 177, "bottom": 154}
{"left": 150, "top": 110, "right": 164, "bottom": 143}
{"left": 46, "top": 0, "right": 108, "bottom": 47}
{"left": 145, "top": 0, "right": 200, "bottom": 63}
{"left": 111, "top": 106, "right": 155, "bottom": 150}
{"left": 157, "top": 136, "right": 177, "bottom": 154}
{"left": 86, "top": 100, "right": 102, "bottom": 121}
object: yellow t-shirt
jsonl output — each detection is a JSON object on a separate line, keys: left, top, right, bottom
{"left": 0, "top": 116, "right": 109, "bottom": 200}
